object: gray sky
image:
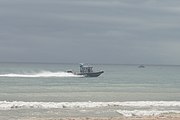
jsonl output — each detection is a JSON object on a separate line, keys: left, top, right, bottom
{"left": 1, "top": 0, "right": 180, "bottom": 65}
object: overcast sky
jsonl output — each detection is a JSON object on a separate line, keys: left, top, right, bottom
{"left": 1, "top": 0, "right": 180, "bottom": 65}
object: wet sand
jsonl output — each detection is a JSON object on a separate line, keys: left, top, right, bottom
{"left": 20, "top": 114, "right": 180, "bottom": 120}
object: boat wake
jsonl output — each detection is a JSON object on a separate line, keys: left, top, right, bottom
{"left": 0, "top": 71, "right": 82, "bottom": 78}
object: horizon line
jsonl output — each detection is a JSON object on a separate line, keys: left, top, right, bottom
{"left": 0, "top": 61, "right": 180, "bottom": 66}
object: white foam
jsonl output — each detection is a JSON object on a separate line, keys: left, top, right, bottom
{"left": 0, "top": 101, "right": 107, "bottom": 110}
{"left": 0, "top": 71, "right": 81, "bottom": 78}
{"left": 1, "top": 101, "right": 180, "bottom": 110}
{"left": 117, "top": 110, "right": 180, "bottom": 117}
{"left": 113, "top": 101, "right": 180, "bottom": 107}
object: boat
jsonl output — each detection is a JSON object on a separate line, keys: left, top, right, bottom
{"left": 138, "top": 65, "right": 145, "bottom": 68}
{"left": 77, "top": 64, "right": 104, "bottom": 77}
{"left": 67, "top": 64, "right": 104, "bottom": 77}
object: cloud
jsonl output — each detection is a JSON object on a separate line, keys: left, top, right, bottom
{"left": 0, "top": 0, "right": 180, "bottom": 64}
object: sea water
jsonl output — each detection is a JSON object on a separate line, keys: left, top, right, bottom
{"left": 0, "top": 63, "right": 180, "bottom": 119}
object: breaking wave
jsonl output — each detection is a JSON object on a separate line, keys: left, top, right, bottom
{"left": 1, "top": 101, "right": 180, "bottom": 110}
{"left": 0, "top": 71, "right": 81, "bottom": 78}
{"left": 1, "top": 101, "right": 180, "bottom": 116}
{"left": 116, "top": 110, "right": 180, "bottom": 117}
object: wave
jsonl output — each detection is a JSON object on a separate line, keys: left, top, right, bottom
{"left": 117, "top": 110, "right": 180, "bottom": 117}
{"left": 0, "top": 71, "right": 82, "bottom": 78}
{"left": 1, "top": 101, "right": 180, "bottom": 110}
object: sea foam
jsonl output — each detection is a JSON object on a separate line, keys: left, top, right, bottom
{"left": 0, "top": 71, "right": 81, "bottom": 78}
{"left": 1, "top": 101, "right": 180, "bottom": 110}
{"left": 117, "top": 110, "right": 180, "bottom": 117}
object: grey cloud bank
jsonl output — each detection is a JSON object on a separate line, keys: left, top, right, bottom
{"left": 0, "top": 0, "right": 180, "bottom": 64}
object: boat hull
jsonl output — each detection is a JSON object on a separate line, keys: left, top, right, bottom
{"left": 77, "top": 71, "right": 104, "bottom": 77}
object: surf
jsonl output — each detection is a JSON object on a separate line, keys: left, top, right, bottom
{"left": 1, "top": 101, "right": 180, "bottom": 109}
{"left": 116, "top": 110, "right": 180, "bottom": 117}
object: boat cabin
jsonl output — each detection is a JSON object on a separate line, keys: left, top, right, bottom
{"left": 80, "top": 64, "right": 93, "bottom": 73}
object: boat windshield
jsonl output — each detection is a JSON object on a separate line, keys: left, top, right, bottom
{"left": 80, "top": 65, "right": 93, "bottom": 73}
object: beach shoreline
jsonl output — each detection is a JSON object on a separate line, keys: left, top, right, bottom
{"left": 19, "top": 114, "right": 180, "bottom": 120}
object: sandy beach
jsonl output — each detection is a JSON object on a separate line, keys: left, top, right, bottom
{"left": 19, "top": 114, "right": 180, "bottom": 120}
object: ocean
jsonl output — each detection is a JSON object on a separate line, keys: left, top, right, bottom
{"left": 0, "top": 63, "right": 180, "bottom": 119}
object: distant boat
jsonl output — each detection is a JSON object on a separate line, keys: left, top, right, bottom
{"left": 67, "top": 64, "right": 104, "bottom": 77}
{"left": 138, "top": 65, "right": 145, "bottom": 68}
